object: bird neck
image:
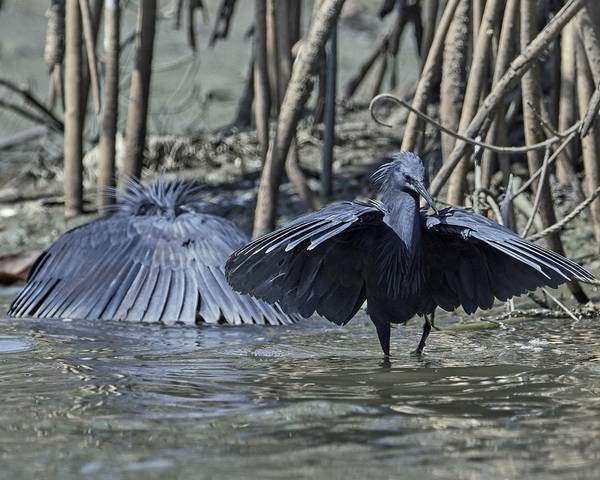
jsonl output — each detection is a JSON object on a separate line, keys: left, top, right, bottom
{"left": 382, "top": 189, "right": 422, "bottom": 250}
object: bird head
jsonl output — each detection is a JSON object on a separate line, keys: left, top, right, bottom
{"left": 107, "top": 178, "right": 208, "bottom": 219}
{"left": 371, "top": 152, "right": 438, "bottom": 213}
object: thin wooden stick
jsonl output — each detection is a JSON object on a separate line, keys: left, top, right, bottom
{"left": 279, "top": 0, "right": 320, "bottom": 210}
{"left": 541, "top": 287, "right": 580, "bottom": 322}
{"left": 209, "top": 0, "right": 237, "bottom": 47}
{"left": 254, "top": 0, "right": 270, "bottom": 161}
{"left": 232, "top": 51, "right": 255, "bottom": 128}
{"left": 400, "top": 0, "right": 460, "bottom": 151}
{"left": 557, "top": 20, "right": 578, "bottom": 184}
{"left": 98, "top": 0, "right": 120, "bottom": 215}
{"left": 0, "top": 127, "right": 48, "bottom": 150}
{"left": 439, "top": 0, "right": 470, "bottom": 162}
{"left": 343, "top": 35, "right": 388, "bottom": 100}
{"left": 79, "top": 0, "right": 101, "bottom": 113}
{"left": 521, "top": 146, "right": 551, "bottom": 238}
{"left": 0, "top": 98, "right": 48, "bottom": 125}
{"left": 580, "top": 84, "right": 600, "bottom": 137}
{"left": 419, "top": 0, "right": 439, "bottom": 60}
{"left": 122, "top": 0, "right": 157, "bottom": 181}
{"left": 322, "top": 24, "right": 337, "bottom": 200}
{"left": 447, "top": 0, "right": 504, "bottom": 204}
{"left": 481, "top": 0, "right": 519, "bottom": 189}
{"left": 64, "top": 0, "right": 84, "bottom": 218}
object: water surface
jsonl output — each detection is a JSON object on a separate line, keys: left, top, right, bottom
{"left": 1, "top": 291, "right": 600, "bottom": 479}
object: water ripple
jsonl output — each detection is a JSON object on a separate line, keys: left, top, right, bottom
{"left": 2, "top": 295, "right": 600, "bottom": 479}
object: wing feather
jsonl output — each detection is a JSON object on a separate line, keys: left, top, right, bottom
{"left": 178, "top": 274, "right": 199, "bottom": 325}
{"left": 8, "top": 208, "right": 298, "bottom": 326}
{"left": 226, "top": 201, "right": 388, "bottom": 326}
{"left": 144, "top": 268, "right": 172, "bottom": 323}
{"left": 423, "top": 207, "right": 594, "bottom": 314}
{"left": 196, "top": 266, "right": 224, "bottom": 323}
{"left": 160, "top": 269, "right": 185, "bottom": 325}
{"left": 127, "top": 266, "right": 160, "bottom": 321}
{"left": 114, "top": 264, "right": 150, "bottom": 321}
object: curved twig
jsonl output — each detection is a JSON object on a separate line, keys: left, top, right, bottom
{"left": 369, "top": 93, "right": 580, "bottom": 154}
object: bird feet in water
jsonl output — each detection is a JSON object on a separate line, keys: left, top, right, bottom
{"left": 411, "top": 314, "right": 434, "bottom": 355}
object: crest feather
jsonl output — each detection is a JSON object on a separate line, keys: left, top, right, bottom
{"left": 105, "top": 177, "right": 205, "bottom": 217}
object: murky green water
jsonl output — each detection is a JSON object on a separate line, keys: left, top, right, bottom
{"left": 1, "top": 290, "right": 600, "bottom": 479}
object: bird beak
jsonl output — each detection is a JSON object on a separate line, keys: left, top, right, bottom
{"left": 413, "top": 180, "right": 438, "bottom": 214}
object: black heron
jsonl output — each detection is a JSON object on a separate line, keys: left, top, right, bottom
{"left": 8, "top": 178, "right": 298, "bottom": 326}
{"left": 226, "top": 152, "right": 594, "bottom": 356}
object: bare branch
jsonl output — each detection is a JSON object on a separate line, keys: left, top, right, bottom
{"left": 0, "top": 77, "right": 64, "bottom": 131}
{"left": 369, "top": 93, "right": 579, "bottom": 154}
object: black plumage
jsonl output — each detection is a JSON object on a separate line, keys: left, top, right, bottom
{"left": 226, "top": 152, "right": 594, "bottom": 355}
{"left": 8, "top": 179, "right": 298, "bottom": 326}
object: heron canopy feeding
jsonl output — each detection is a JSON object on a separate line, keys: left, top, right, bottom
{"left": 225, "top": 152, "right": 594, "bottom": 356}
{"left": 8, "top": 178, "right": 298, "bottom": 326}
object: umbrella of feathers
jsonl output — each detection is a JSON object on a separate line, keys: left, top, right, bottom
{"left": 8, "top": 179, "right": 298, "bottom": 326}
{"left": 226, "top": 152, "right": 594, "bottom": 356}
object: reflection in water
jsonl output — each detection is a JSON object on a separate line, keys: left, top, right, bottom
{"left": 1, "top": 291, "right": 600, "bottom": 479}
{"left": 0, "top": 335, "right": 32, "bottom": 353}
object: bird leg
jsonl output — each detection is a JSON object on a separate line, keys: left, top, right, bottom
{"left": 373, "top": 319, "right": 391, "bottom": 357}
{"left": 412, "top": 314, "right": 433, "bottom": 355}
{"left": 429, "top": 310, "right": 439, "bottom": 331}
{"left": 368, "top": 305, "right": 392, "bottom": 356}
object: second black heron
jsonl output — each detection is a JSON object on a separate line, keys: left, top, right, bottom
{"left": 8, "top": 178, "right": 298, "bottom": 326}
{"left": 226, "top": 152, "right": 594, "bottom": 356}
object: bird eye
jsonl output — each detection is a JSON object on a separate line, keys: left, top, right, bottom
{"left": 137, "top": 203, "right": 151, "bottom": 215}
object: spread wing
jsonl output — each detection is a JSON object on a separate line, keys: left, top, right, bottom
{"left": 8, "top": 213, "right": 297, "bottom": 325}
{"left": 422, "top": 208, "right": 594, "bottom": 314}
{"left": 226, "top": 201, "right": 391, "bottom": 325}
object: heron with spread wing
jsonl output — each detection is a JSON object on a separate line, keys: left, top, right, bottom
{"left": 226, "top": 152, "right": 594, "bottom": 356}
{"left": 8, "top": 179, "right": 298, "bottom": 326}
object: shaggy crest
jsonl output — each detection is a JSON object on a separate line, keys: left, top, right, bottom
{"left": 106, "top": 178, "right": 206, "bottom": 217}
{"left": 370, "top": 152, "right": 426, "bottom": 191}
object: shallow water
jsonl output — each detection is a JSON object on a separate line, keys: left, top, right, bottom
{"left": 1, "top": 290, "right": 600, "bottom": 480}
